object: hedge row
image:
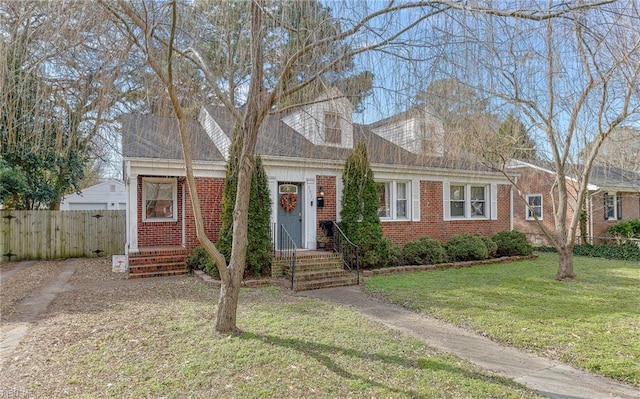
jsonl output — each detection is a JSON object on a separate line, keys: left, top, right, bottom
{"left": 538, "top": 242, "right": 640, "bottom": 262}
{"left": 386, "top": 230, "right": 532, "bottom": 268}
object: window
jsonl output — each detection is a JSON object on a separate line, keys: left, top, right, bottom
{"left": 418, "top": 122, "right": 436, "bottom": 153}
{"left": 324, "top": 113, "right": 341, "bottom": 144}
{"left": 376, "top": 181, "right": 411, "bottom": 220}
{"left": 445, "top": 183, "right": 493, "bottom": 220}
{"left": 470, "top": 186, "right": 486, "bottom": 217}
{"left": 450, "top": 185, "right": 465, "bottom": 217}
{"left": 604, "top": 192, "right": 622, "bottom": 220}
{"left": 396, "top": 182, "right": 407, "bottom": 218}
{"left": 377, "top": 182, "right": 390, "bottom": 218}
{"left": 143, "top": 178, "right": 177, "bottom": 221}
{"left": 526, "top": 194, "right": 542, "bottom": 220}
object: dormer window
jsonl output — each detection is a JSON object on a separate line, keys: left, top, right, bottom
{"left": 418, "top": 122, "right": 437, "bottom": 153}
{"left": 324, "top": 112, "right": 341, "bottom": 144}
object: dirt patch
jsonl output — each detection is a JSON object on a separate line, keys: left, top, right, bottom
{"left": 0, "top": 257, "right": 212, "bottom": 396}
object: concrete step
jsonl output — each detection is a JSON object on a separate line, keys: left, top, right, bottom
{"left": 294, "top": 274, "right": 358, "bottom": 291}
{"left": 288, "top": 268, "right": 352, "bottom": 282}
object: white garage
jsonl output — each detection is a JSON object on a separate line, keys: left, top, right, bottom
{"left": 60, "top": 180, "right": 126, "bottom": 211}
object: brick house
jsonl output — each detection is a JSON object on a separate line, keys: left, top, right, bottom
{"left": 509, "top": 160, "right": 640, "bottom": 245}
{"left": 122, "top": 92, "right": 515, "bottom": 269}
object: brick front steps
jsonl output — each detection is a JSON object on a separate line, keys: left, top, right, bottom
{"left": 128, "top": 246, "right": 189, "bottom": 279}
{"left": 276, "top": 251, "right": 358, "bottom": 291}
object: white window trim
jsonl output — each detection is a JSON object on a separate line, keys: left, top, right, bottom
{"left": 525, "top": 194, "right": 543, "bottom": 221}
{"left": 142, "top": 177, "right": 178, "bottom": 222}
{"left": 443, "top": 182, "right": 495, "bottom": 221}
{"left": 604, "top": 192, "right": 622, "bottom": 221}
{"left": 377, "top": 180, "right": 412, "bottom": 221}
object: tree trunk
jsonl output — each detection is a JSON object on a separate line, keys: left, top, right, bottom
{"left": 556, "top": 246, "right": 575, "bottom": 280}
{"left": 215, "top": 268, "right": 243, "bottom": 334}
{"left": 215, "top": 151, "right": 255, "bottom": 334}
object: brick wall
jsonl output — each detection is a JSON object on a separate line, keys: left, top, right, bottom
{"left": 139, "top": 174, "right": 516, "bottom": 250}
{"left": 315, "top": 178, "right": 512, "bottom": 247}
{"left": 382, "top": 181, "right": 511, "bottom": 245}
{"left": 315, "top": 175, "right": 337, "bottom": 237}
{"left": 184, "top": 177, "right": 225, "bottom": 248}
{"left": 511, "top": 167, "right": 583, "bottom": 245}
{"left": 137, "top": 176, "right": 224, "bottom": 249}
{"left": 590, "top": 191, "right": 640, "bottom": 239}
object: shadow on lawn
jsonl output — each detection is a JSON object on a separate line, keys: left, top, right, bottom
{"left": 240, "top": 331, "right": 522, "bottom": 395}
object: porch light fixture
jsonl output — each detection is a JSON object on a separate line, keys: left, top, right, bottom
{"left": 317, "top": 186, "right": 325, "bottom": 208}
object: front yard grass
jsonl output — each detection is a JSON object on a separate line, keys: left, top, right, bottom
{"left": 364, "top": 252, "right": 640, "bottom": 386}
{"left": 2, "top": 271, "right": 541, "bottom": 399}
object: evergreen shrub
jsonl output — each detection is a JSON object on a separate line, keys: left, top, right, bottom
{"left": 606, "top": 219, "right": 640, "bottom": 238}
{"left": 339, "top": 141, "right": 388, "bottom": 269}
{"left": 185, "top": 246, "right": 220, "bottom": 279}
{"left": 403, "top": 237, "right": 447, "bottom": 265}
{"left": 492, "top": 230, "right": 533, "bottom": 257}
{"left": 446, "top": 233, "right": 489, "bottom": 262}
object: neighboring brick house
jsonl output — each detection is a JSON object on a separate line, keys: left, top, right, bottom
{"left": 121, "top": 91, "right": 514, "bottom": 258}
{"left": 509, "top": 160, "right": 640, "bottom": 245}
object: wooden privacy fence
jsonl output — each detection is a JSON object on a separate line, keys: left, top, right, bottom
{"left": 1, "top": 210, "right": 126, "bottom": 262}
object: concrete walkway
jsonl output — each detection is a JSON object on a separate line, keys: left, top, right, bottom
{"left": 301, "top": 286, "right": 640, "bottom": 399}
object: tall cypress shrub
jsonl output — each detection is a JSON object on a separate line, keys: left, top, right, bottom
{"left": 340, "top": 141, "right": 389, "bottom": 268}
{"left": 217, "top": 127, "right": 272, "bottom": 276}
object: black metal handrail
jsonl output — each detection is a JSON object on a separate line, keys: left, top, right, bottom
{"left": 278, "top": 224, "right": 297, "bottom": 290}
{"left": 330, "top": 221, "right": 360, "bottom": 285}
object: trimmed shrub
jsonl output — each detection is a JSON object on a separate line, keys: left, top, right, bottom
{"left": 217, "top": 130, "right": 272, "bottom": 277}
{"left": 446, "top": 233, "right": 489, "bottom": 262}
{"left": 492, "top": 230, "right": 533, "bottom": 257}
{"left": 574, "top": 242, "right": 640, "bottom": 261}
{"left": 340, "top": 141, "right": 388, "bottom": 269}
{"left": 480, "top": 236, "right": 498, "bottom": 258}
{"left": 606, "top": 219, "right": 640, "bottom": 238}
{"left": 404, "top": 237, "right": 447, "bottom": 265}
{"left": 185, "top": 246, "right": 220, "bottom": 279}
{"left": 387, "top": 244, "right": 405, "bottom": 267}
{"left": 359, "top": 232, "right": 391, "bottom": 269}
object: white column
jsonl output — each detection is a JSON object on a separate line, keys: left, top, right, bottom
{"left": 126, "top": 167, "right": 139, "bottom": 254}
{"left": 306, "top": 178, "right": 317, "bottom": 249}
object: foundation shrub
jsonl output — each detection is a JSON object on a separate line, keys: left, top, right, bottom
{"left": 446, "top": 233, "right": 489, "bottom": 262}
{"left": 492, "top": 230, "right": 533, "bottom": 257}
{"left": 480, "top": 236, "right": 498, "bottom": 258}
{"left": 403, "top": 237, "right": 447, "bottom": 265}
{"left": 606, "top": 219, "right": 640, "bottom": 239}
{"left": 185, "top": 246, "right": 220, "bottom": 279}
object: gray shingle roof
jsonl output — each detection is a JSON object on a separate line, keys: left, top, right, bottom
{"left": 121, "top": 114, "right": 224, "bottom": 162}
{"left": 589, "top": 165, "right": 640, "bottom": 189}
{"left": 121, "top": 107, "right": 496, "bottom": 173}
{"left": 509, "top": 159, "right": 640, "bottom": 190}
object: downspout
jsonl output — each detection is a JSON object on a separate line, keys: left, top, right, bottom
{"left": 182, "top": 181, "right": 186, "bottom": 248}
{"left": 510, "top": 177, "right": 515, "bottom": 231}
{"left": 589, "top": 192, "right": 594, "bottom": 245}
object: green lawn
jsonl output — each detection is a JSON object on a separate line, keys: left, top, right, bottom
{"left": 21, "top": 281, "right": 541, "bottom": 398}
{"left": 364, "top": 252, "right": 640, "bottom": 386}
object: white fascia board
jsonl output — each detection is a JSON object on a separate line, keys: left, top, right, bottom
{"left": 125, "top": 157, "right": 226, "bottom": 178}
{"left": 370, "top": 162, "right": 513, "bottom": 183}
{"left": 593, "top": 184, "right": 639, "bottom": 192}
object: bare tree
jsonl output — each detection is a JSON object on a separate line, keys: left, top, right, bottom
{"left": 102, "top": 0, "right": 617, "bottom": 333}
{"left": 0, "top": 1, "right": 137, "bottom": 208}
{"left": 445, "top": 1, "right": 640, "bottom": 279}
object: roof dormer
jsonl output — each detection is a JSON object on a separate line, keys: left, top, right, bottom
{"left": 368, "top": 106, "right": 444, "bottom": 156}
{"left": 282, "top": 88, "right": 354, "bottom": 149}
